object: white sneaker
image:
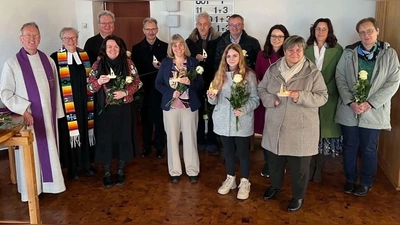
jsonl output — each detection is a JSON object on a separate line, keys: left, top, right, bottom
{"left": 218, "top": 175, "right": 237, "bottom": 195}
{"left": 237, "top": 178, "right": 251, "bottom": 200}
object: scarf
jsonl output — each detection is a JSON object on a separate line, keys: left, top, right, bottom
{"left": 358, "top": 42, "right": 379, "bottom": 61}
{"left": 57, "top": 48, "right": 95, "bottom": 148}
{"left": 96, "top": 53, "right": 129, "bottom": 112}
{"left": 278, "top": 56, "right": 306, "bottom": 83}
{"left": 16, "top": 47, "right": 55, "bottom": 182}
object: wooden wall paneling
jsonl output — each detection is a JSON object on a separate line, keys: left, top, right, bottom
{"left": 376, "top": 0, "right": 400, "bottom": 190}
{"left": 106, "top": 2, "right": 150, "bottom": 50}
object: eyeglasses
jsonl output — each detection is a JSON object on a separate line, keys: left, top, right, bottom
{"left": 62, "top": 36, "right": 77, "bottom": 41}
{"left": 21, "top": 34, "right": 40, "bottom": 39}
{"left": 271, "top": 35, "right": 284, "bottom": 40}
{"left": 228, "top": 23, "right": 243, "bottom": 28}
{"left": 358, "top": 29, "right": 375, "bottom": 36}
{"left": 143, "top": 28, "right": 158, "bottom": 32}
{"left": 99, "top": 22, "right": 114, "bottom": 26}
{"left": 315, "top": 27, "right": 328, "bottom": 33}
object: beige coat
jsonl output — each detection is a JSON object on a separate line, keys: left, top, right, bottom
{"left": 258, "top": 58, "right": 328, "bottom": 156}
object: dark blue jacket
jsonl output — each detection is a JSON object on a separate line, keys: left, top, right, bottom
{"left": 155, "top": 57, "right": 203, "bottom": 111}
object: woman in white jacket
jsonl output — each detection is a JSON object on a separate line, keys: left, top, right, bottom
{"left": 207, "top": 43, "right": 259, "bottom": 200}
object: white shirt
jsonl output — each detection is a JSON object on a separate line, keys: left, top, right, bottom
{"left": 313, "top": 42, "right": 327, "bottom": 71}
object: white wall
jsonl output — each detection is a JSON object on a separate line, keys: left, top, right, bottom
{"left": 150, "top": 0, "right": 376, "bottom": 48}
{"left": 0, "top": 0, "right": 79, "bottom": 73}
{"left": 0, "top": 0, "right": 376, "bottom": 73}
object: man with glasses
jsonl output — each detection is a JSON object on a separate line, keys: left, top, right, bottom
{"left": 186, "top": 12, "right": 221, "bottom": 156}
{"left": 84, "top": 10, "right": 126, "bottom": 65}
{"left": 131, "top": 18, "right": 168, "bottom": 159}
{"left": 335, "top": 17, "right": 400, "bottom": 197}
{"left": 214, "top": 14, "right": 260, "bottom": 70}
{"left": 0, "top": 22, "right": 66, "bottom": 202}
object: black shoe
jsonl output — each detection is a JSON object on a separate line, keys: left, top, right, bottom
{"left": 287, "top": 198, "right": 304, "bottom": 212}
{"left": 156, "top": 149, "right": 165, "bottom": 159}
{"left": 141, "top": 149, "right": 151, "bottom": 157}
{"left": 115, "top": 171, "right": 125, "bottom": 186}
{"left": 344, "top": 182, "right": 355, "bottom": 194}
{"left": 83, "top": 167, "right": 96, "bottom": 176}
{"left": 170, "top": 176, "right": 180, "bottom": 183}
{"left": 189, "top": 176, "right": 198, "bottom": 183}
{"left": 206, "top": 144, "right": 220, "bottom": 156}
{"left": 261, "top": 163, "right": 269, "bottom": 177}
{"left": 263, "top": 187, "right": 280, "bottom": 200}
{"left": 103, "top": 173, "right": 113, "bottom": 188}
{"left": 352, "top": 185, "right": 371, "bottom": 197}
{"left": 197, "top": 144, "right": 207, "bottom": 151}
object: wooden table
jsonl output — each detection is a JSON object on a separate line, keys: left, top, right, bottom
{"left": 0, "top": 115, "right": 41, "bottom": 224}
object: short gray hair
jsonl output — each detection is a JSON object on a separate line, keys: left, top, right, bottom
{"left": 59, "top": 27, "right": 79, "bottom": 39}
{"left": 143, "top": 17, "right": 158, "bottom": 26}
{"left": 97, "top": 10, "right": 115, "bottom": 23}
{"left": 283, "top": 35, "right": 306, "bottom": 51}
{"left": 20, "top": 22, "right": 40, "bottom": 34}
{"left": 196, "top": 12, "right": 211, "bottom": 24}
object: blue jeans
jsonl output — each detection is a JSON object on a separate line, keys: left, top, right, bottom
{"left": 341, "top": 125, "right": 380, "bottom": 187}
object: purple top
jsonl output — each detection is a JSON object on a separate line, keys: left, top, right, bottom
{"left": 254, "top": 50, "right": 281, "bottom": 135}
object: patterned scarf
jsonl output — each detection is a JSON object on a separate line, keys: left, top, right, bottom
{"left": 358, "top": 42, "right": 379, "bottom": 61}
{"left": 57, "top": 48, "right": 95, "bottom": 148}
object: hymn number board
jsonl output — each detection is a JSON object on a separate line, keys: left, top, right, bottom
{"left": 194, "top": 1, "right": 234, "bottom": 33}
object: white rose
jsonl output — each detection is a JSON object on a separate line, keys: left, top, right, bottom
{"left": 242, "top": 49, "right": 248, "bottom": 57}
{"left": 126, "top": 50, "right": 131, "bottom": 57}
{"left": 196, "top": 66, "right": 204, "bottom": 74}
{"left": 233, "top": 74, "right": 243, "bottom": 83}
{"left": 125, "top": 76, "right": 133, "bottom": 84}
{"left": 359, "top": 70, "right": 368, "bottom": 80}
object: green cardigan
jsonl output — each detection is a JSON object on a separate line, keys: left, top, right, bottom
{"left": 305, "top": 43, "right": 343, "bottom": 138}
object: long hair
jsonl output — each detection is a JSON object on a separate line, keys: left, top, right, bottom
{"left": 212, "top": 44, "right": 248, "bottom": 91}
{"left": 306, "top": 18, "right": 337, "bottom": 48}
{"left": 262, "top": 24, "right": 289, "bottom": 58}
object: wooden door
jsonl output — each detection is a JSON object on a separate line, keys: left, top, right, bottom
{"left": 106, "top": 2, "right": 149, "bottom": 51}
{"left": 376, "top": 1, "right": 400, "bottom": 191}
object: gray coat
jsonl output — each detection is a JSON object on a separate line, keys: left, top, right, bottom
{"left": 258, "top": 58, "right": 328, "bottom": 157}
{"left": 335, "top": 41, "right": 400, "bottom": 130}
{"left": 208, "top": 70, "right": 259, "bottom": 137}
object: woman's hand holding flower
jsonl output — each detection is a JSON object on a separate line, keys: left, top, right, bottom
{"left": 98, "top": 75, "right": 111, "bottom": 85}
{"left": 173, "top": 90, "right": 181, "bottom": 98}
{"left": 207, "top": 90, "right": 217, "bottom": 99}
{"left": 178, "top": 76, "right": 190, "bottom": 85}
{"left": 288, "top": 91, "right": 299, "bottom": 103}
{"left": 350, "top": 102, "right": 364, "bottom": 114}
{"left": 234, "top": 108, "right": 242, "bottom": 117}
{"left": 112, "top": 90, "right": 126, "bottom": 100}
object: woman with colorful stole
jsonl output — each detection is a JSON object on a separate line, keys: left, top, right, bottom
{"left": 51, "top": 27, "right": 96, "bottom": 180}
{"left": 305, "top": 18, "right": 343, "bottom": 183}
{"left": 87, "top": 35, "right": 141, "bottom": 188}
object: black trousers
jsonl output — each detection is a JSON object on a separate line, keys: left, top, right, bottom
{"left": 140, "top": 100, "right": 165, "bottom": 152}
{"left": 267, "top": 151, "right": 312, "bottom": 199}
{"left": 220, "top": 136, "right": 250, "bottom": 179}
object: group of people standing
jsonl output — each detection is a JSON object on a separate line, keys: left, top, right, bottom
{"left": 1, "top": 9, "right": 399, "bottom": 214}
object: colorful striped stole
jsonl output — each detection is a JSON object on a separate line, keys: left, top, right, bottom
{"left": 57, "top": 48, "right": 95, "bottom": 148}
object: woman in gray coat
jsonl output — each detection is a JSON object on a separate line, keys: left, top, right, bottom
{"left": 335, "top": 17, "right": 400, "bottom": 197}
{"left": 258, "top": 35, "right": 328, "bottom": 212}
{"left": 207, "top": 44, "right": 259, "bottom": 200}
